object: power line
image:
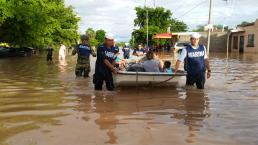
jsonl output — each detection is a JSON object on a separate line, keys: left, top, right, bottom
{"left": 176, "top": 0, "right": 207, "bottom": 19}
{"left": 172, "top": 0, "right": 194, "bottom": 14}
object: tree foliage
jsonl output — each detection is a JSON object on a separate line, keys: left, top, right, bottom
{"left": 84, "top": 28, "right": 106, "bottom": 47}
{"left": 95, "top": 29, "right": 106, "bottom": 44}
{"left": 132, "top": 6, "right": 187, "bottom": 46}
{"left": 134, "top": 7, "right": 172, "bottom": 29}
{"left": 0, "top": 0, "right": 80, "bottom": 49}
{"left": 237, "top": 21, "right": 253, "bottom": 27}
{"left": 86, "top": 28, "right": 95, "bottom": 39}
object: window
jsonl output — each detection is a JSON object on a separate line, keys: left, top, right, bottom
{"left": 247, "top": 34, "right": 255, "bottom": 47}
{"left": 233, "top": 36, "right": 238, "bottom": 49}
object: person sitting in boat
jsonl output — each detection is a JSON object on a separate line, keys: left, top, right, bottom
{"left": 114, "top": 48, "right": 127, "bottom": 71}
{"left": 133, "top": 44, "right": 146, "bottom": 57}
{"left": 143, "top": 51, "right": 163, "bottom": 72}
{"left": 163, "top": 61, "right": 173, "bottom": 74}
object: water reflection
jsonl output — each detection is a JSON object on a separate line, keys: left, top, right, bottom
{"left": 58, "top": 57, "right": 68, "bottom": 73}
{"left": 0, "top": 56, "right": 75, "bottom": 144}
{"left": 0, "top": 53, "right": 257, "bottom": 145}
{"left": 183, "top": 90, "right": 209, "bottom": 143}
{"left": 73, "top": 86, "right": 210, "bottom": 144}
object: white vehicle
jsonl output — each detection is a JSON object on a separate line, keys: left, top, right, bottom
{"left": 174, "top": 41, "right": 190, "bottom": 51}
{"left": 173, "top": 41, "right": 190, "bottom": 57}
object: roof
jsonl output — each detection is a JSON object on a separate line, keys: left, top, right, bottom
{"left": 231, "top": 28, "right": 245, "bottom": 33}
{"left": 153, "top": 33, "right": 173, "bottom": 39}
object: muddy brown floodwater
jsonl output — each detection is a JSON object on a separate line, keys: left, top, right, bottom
{"left": 0, "top": 52, "right": 257, "bottom": 145}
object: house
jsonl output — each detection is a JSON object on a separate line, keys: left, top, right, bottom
{"left": 230, "top": 19, "right": 258, "bottom": 53}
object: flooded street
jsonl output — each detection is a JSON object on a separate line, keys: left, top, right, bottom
{"left": 0, "top": 53, "right": 258, "bottom": 145}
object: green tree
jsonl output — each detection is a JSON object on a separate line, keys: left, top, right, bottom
{"left": 170, "top": 19, "right": 188, "bottom": 32}
{"left": 85, "top": 28, "right": 99, "bottom": 46}
{"left": 132, "top": 6, "right": 187, "bottom": 45}
{"left": 237, "top": 21, "right": 252, "bottom": 27}
{"left": 95, "top": 29, "right": 106, "bottom": 44}
{"left": 134, "top": 7, "right": 172, "bottom": 29}
{"left": 116, "top": 42, "right": 126, "bottom": 47}
{"left": 0, "top": 0, "right": 79, "bottom": 49}
{"left": 132, "top": 25, "right": 161, "bottom": 46}
{"left": 88, "top": 38, "right": 99, "bottom": 47}
{"left": 0, "top": 0, "right": 12, "bottom": 25}
{"left": 86, "top": 28, "right": 95, "bottom": 39}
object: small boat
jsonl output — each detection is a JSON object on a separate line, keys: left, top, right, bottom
{"left": 114, "top": 70, "right": 187, "bottom": 86}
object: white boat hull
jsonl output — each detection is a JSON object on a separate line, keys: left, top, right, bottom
{"left": 114, "top": 71, "right": 187, "bottom": 86}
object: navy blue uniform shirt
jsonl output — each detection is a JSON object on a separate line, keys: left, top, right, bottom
{"left": 185, "top": 45, "right": 206, "bottom": 75}
{"left": 95, "top": 44, "right": 116, "bottom": 76}
{"left": 77, "top": 44, "right": 92, "bottom": 57}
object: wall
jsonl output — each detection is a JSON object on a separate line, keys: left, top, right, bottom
{"left": 177, "top": 32, "right": 228, "bottom": 52}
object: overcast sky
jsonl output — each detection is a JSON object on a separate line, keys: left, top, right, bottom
{"left": 65, "top": 0, "right": 258, "bottom": 42}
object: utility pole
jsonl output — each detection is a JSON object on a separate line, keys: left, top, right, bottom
{"left": 145, "top": 0, "right": 149, "bottom": 48}
{"left": 207, "top": 0, "right": 212, "bottom": 56}
{"left": 132, "top": 35, "right": 135, "bottom": 48}
{"left": 153, "top": 0, "right": 156, "bottom": 8}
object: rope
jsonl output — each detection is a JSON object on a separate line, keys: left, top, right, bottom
{"left": 148, "top": 75, "right": 176, "bottom": 86}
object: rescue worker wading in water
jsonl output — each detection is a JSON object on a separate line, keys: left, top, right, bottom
{"left": 174, "top": 33, "right": 211, "bottom": 89}
{"left": 72, "top": 35, "right": 96, "bottom": 78}
{"left": 93, "top": 34, "right": 117, "bottom": 91}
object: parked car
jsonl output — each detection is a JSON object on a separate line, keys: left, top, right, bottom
{"left": 20, "top": 47, "right": 36, "bottom": 56}
{"left": 0, "top": 46, "right": 35, "bottom": 57}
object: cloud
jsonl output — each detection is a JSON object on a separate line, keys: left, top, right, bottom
{"left": 65, "top": 0, "right": 258, "bottom": 42}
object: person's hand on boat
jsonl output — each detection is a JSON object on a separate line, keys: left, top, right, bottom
{"left": 112, "top": 67, "right": 118, "bottom": 74}
{"left": 207, "top": 70, "right": 211, "bottom": 79}
{"left": 174, "top": 69, "right": 178, "bottom": 74}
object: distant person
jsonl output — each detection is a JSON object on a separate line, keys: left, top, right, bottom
{"left": 122, "top": 43, "right": 130, "bottom": 59}
{"left": 72, "top": 35, "right": 96, "bottom": 78}
{"left": 174, "top": 33, "right": 211, "bottom": 89}
{"left": 93, "top": 34, "right": 117, "bottom": 91}
{"left": 163, "top": 61, "right": 173, "bottom": 74}
{"left": 59, "top": 43, "right": 66, "bottom": 60}
{"left": 133, "top": 44, "right": 146, "bottom": 57}
{"left": 143, "top": 51, "right": 162, "bottom": 72}
{"left": 46, "top": 45, "right": 54, "bottom": 64}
